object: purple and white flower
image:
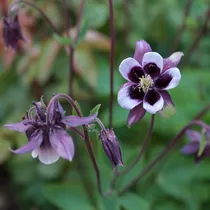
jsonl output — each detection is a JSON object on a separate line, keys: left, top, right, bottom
{"left": 5, "top": 99, "right": 96, "bottom": 164}
{"left": 117, "top": 40, "right": 183, "bottom": 126}
{"left": 181, "top": 129, "right": 210, "bottom": 164}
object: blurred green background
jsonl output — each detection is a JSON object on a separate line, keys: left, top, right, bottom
{"left": 0, "top": 0, "right": 210, "bottom": 209}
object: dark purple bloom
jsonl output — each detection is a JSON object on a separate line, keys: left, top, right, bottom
{"left": 3, "top": 15, "right": 24, "bottom": 50}
{"left": 180, "top": 129, "right": 210, "bottom": 164}
{"left": 5, "top": 100, "right": 97, "bottom": 164}
{"left": 117, "top": 40, "right": 183, "bottom": 126}
{"left": 100, "top": 129, "right": 123, "bottom": 168}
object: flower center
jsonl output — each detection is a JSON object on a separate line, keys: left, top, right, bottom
{"left": 139, "top": 74, "right": 154, "bottom": 93}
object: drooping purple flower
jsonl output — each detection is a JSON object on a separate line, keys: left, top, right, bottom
{"left": 100, "top": 128, "right": 124, "bottom": 168}
{"left": 5, "top": 100, "right": 97, "bottom": 164}
{"left": 117, "top": 40, "right": 183, "bottom": 126}
{"left": 3, "top": 15, "right": 24, "bottom": 50}
{"left": 180, "top": 129, "right": 210, "bottom": 164}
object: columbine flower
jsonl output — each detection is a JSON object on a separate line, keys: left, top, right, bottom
{"left": 100, "top": 128, "right": 123, "bottom": 168}
{"left": 117, "top": 40, "right": 183, "bottom": 126}
{"left": 180, "top": 129, "right": 210, "bottom": 164}
{"left": 5, "top": 99, "right": 96, "bottom": 164}
{"left": 3, "top": 15, "right": 24, "bottom": 50}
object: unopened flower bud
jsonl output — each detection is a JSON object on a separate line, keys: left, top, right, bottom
{"left": 100, "top": 129, "right": 123, "bottom": 168}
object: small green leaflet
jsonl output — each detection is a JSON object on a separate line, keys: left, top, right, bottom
{"left": 53, "top": 34, "right": 73, "bottom": 45}
{"left": 90, "top": 104, "right": 101, "bottom": 116}
{"left": 198, "top": 129, "right": 206, "bottom": 157}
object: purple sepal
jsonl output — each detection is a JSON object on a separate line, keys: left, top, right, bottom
{"left": 163, "top": 52, "right": 184, "bottom": 73}
{"left": 180, "top": 142, "right": 199, "bottom": 155}
{"left": 134, "top": 40, "right": 152, "bottom": 64}
{"left": 10, "top": 130, "right": 43, "bottom": 154}
{"left": 159, "top": 90, "right": 174, "bottom": 107}
{"left": 62, "top": 114, "right": 97, "bottom": 127}
{"left": 4, "top": 121, "right": 31, "bottom": 133}
{"left": 127, "top": 103, "right": 146, "bottom": 127}
{"left": 186, "top": 130, "right": 201, "bottom": 142}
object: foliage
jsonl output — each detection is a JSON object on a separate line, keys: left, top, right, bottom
{"left": 0, "top": 0, "right": 210, "bottom": 210}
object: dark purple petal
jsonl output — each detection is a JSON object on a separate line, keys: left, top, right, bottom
{"left": 143, "top": 90, "right": 164, "bottom": 114}
{"left": 117, "top": 82, "right": 143, "bottom": 110}
{"left": 4, "top": 121, "right": 31, "bottom": 133}
{"left": 10, "top": 130, "right": 43, "bottom": 154}
{"left": 155, "top": 74, "right": 172, "bottom": 89}
{"left": 128, "top": 66, "right": 144, "bottom": 83}
{"left": 134, "top": 40, "right": 152, "bottom": 64}
{"left": 180, "top": 142, "right": 199, "bottom": 155}
{"left": 127, "top": 103, "right": 146, "bottom": 127}
{"left": 129, "top": 84, "right": 145, "bottom": 100}
{"left": 155, "top": 67, "right": 181, "bottom": 90}
{"left": 119, "top": 58, "right": 143, "bottom": 82}
{"left": 142, "top": 52, "right": 163, "bottom": 75}
{"left": 186, "top": 130, "right": 201, "bottom": 142}
{"left": 203, "top": 146, "right": 210, "bottom": 157}
{"left": 144, "top": 63, "right": 161, "bottom": 78}
{"left": 163, "top": 52, "right": 184, "bottom": 73}
{"left": 49, "top": 99, "right": 65, "bottom": 124}
{"left": 62, "top": 114, "right": 97, "bottom": 127}
{"left": 50, "top": 129, "right": 74, "bottom": 161}
{"left": 33, "top": 102, "right": 46, "bottom": 121}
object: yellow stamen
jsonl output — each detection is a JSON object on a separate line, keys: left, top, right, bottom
{"left": 139, "top": 74, "right": 154, "bottom": 93}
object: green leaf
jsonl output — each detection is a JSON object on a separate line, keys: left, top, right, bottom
{"left": 84, "top": 3, "right": 108, "bottom": 28}
{"left": 100, "top": 194, "right": 120, "bottom": 210}
{"left": 72, "top": 101, "right": 83, "bottom": 116}
{"left": 44, "top": 184, "right": 94, "bottom": 210}
{"left": 90, "top": 104, "right": 101, "bottom": 116}
{"left": 76, "top": 19, "right": 89, "bottom": 46}
{"left": 53, "top": 34, "right": 73, "bottom": 45}
{"left": 119, "top": 193, "right": 150, "bottom": 210}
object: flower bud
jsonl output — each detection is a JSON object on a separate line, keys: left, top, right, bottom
{"left": 100, "top": 129, "right": 123, "bottom": 167}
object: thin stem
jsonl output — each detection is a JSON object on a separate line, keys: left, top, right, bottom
{"left": 62, "top": 0, "right": 85, "bottom": 97}
{"left": 108, "top": 0, "right": 115, "bottom": 128}
{"left": 170, "top": 0, "right": 193, "bottom": 52}
{"left": 46, "top": 94, "right": 104, "bottom": 197}
{"left": 12, "top": 0, "right": 60, "bottom": 34}
{"left": 70, "top": 127, "right": 85, "bottom": 139}
{"left": 62, "top": 0, "right": 74, "bottom": 97}
{"left": 120, "top": 115, "right": 155, "bottom": 176}
{"left": 118, "top": 120, "right": 210, "bottom": 196}
{"left": 108, "top": 115, "right": 155, "bottom": 192}
{"left": 95, "top": 118, "right": 107, "bottom": 131}
{"left": 184, "top": 6, "right": 210, "bottom": 64}
{"left": 193, "top": 104, "right": 210, "bottom": 120}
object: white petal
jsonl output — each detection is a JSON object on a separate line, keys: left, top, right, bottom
{"left": 117, "top": 83, "right": 142, "bottom": 110}
{"left": 32, "top": 149, "right": 39, "bottom": 158}
{"left": 143, "top": 92, "right": 164, "bottom": 114}
{"left": 142, "top": 52, "right": 163, "bottom": 72}
{"left": 37, "top": 147, "right": 60, "bottom": 165}
{"left": 162, "top": 67, "right": 181, "bottom": 90}
{"left": 119, "top": 58, "right": 142, "bottom": 81}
